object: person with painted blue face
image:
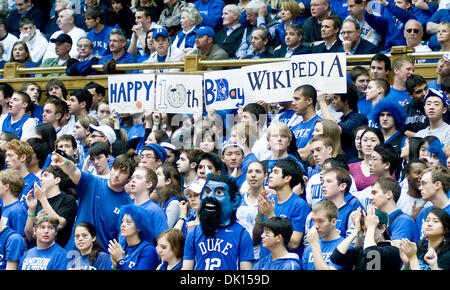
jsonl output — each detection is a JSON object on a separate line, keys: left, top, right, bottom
{"left": 182, "top": 174, "right": 255, "bottom": 270}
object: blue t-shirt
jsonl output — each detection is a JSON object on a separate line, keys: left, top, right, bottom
{"left": 19, "top": 173, "right": 40, "bottom": 209}
{"left": 86, "top": 25, "right": 114, "bottom": 57}
{"left": 259, "top": 193, "right": 311, "bottom": 259}
{"left": 183, "top": 222, "right": 254, "bottom": 270}
{"left": 19, "top": 243, "right": 68, "bottom": 270}
{"left": 301, "top": 236, "right": 345, "bottom": 270}
{"left": 416, "top": 205, "right": 450, "bottom": 241}
{"left": 291, "top": 115, "right": 322, "bottom": 149}
{"left": 123, "top": 124, "right": 145, "bottom": 141}
{"left": 388, "top": 209, "right": 418, "bottom": 243}
{"left": 0, "top": 227, "right": 26, "bottom": 269}
{"left": 1, "top": 201, "right": 27, "bottom": 236}
{"left": 358, "top": 97, "right": 372, "bottom": 116}
{"left": 385, "top": 87, "right": 411, "bottom": 106}
{"left": 67, "top": 250, "right": 111, "bottom": 270}
{"left": 158, "top": 260, "right": 183, "bottom": 270}
{"left": 33, "top": 104, "right": 44, "bottom": 124}
{"left": 65, "top": 172, "right": 132, "bottom": 252}
{"left": 427, "top": 79, "right": 441, "bottom": 93}
{"left": 253, "top": 253, "right": 301, "bottom": 270}
{"left": 118, "top": 240, "right": 159, "bottom": 270}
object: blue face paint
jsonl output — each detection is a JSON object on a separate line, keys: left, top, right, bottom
{"left": 201, "top": 180, "right": 233, "bottom": 226}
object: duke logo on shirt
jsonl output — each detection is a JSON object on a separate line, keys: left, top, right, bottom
{"left": 199, "top": 238, "right": 233, "bottom": 256}
{"left": 113, "top": 207, "right": 120, "bottom": 214}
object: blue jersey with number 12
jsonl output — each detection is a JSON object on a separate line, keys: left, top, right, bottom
{"left": 183, "top": 222, "right": 254, "bottom": 270}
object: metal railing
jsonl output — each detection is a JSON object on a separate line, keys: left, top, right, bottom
{"left": 0, "top": 46, "right": 444, "bottom": 95}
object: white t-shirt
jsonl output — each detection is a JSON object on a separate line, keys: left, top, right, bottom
{"left": 415, "top": 122, "right": 450, "bottom": 144}
{"left": 397, "top": 179, "right": 432, "bottom": 217}
{"left": 42, "top": 27, "right": 87, "bottom": 62}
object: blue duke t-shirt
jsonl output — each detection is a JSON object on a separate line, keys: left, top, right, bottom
{"left": 65, "top": 172, "right": 132, "bottom": 252}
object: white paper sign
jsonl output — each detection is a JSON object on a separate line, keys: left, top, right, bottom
{"left": 108, "top": 73, "right": 155, "bottom": 113}
{"left": 203, "top": 68, "right": 256, "bottom": 110}
{"left": 241, "top": 53, "right": 347, "bottom": 103}
{"left": 154, "top": 74, "right": 203, "bottom": 114}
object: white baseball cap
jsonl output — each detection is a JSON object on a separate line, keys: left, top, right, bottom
{"left": 183, "top": 178, "right": 206, "bottom": 195}
{"left": 89, "top": 124, "right": 116, "bottom": 145}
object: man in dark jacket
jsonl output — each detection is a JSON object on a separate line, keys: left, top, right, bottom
{"left": 338, "top": 19, "right": 379, "bottom": 55}
{"left": 302, "top": 0, "right": 341, "bottom": 47}
{"left": 7, "top": 0, "right": 48, "bottom": 37}
{"left": 273, "top": 24, "right": 311, "bottom": 58}
{"left": 243, "top": 26, "right": 273, "bottom": 59}
{"left": 214, "top": 4, "right": 245, "bottom": 59}
{"left": 311, "top": 15, "right": 342, "bottom": 53}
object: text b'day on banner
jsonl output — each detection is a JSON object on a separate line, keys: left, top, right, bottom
{"left": 241, "top": 53, "right": 347, "bottom": 103}
{"left": 203, "top": 68, "right": 257, "bottom": 111}
{"left": 155, "top": 74, "right": 203, "bottom": 114}
{"left": 108, "top": 74, "right": 156, "bottom": 113}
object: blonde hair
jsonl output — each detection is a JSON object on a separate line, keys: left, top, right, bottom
{"left": 267, "top": 121, "right": 292, "bottom": 140}
{"left": 0, "top": 169, "right": 24, "bottom": 197}
{"left": 33, "top": 211, "right": 59, "bottom": 228}
{"left": 280, "top": 0, "right": 301, "bottom": 18}
{"left": 314, "top": 119, "right": 342, "bottom": 155}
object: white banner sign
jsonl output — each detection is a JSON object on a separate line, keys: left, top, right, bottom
{"left": 241, "top": 53, "right": 347, "bottom": 103}
{"left": 154, "top": 74, "right": 203, "bottom": 114}
{"left": 203, "top": 68, "right": 256, "bottom": 110}
{"left": 108, "top": 74, "right": 155, "bottom": 113}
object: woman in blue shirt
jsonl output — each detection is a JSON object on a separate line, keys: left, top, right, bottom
{"left": 108, "top": 204, "right": 159, "bottom": 270}
{"left": 69, "top": 222, "right": 111, "bottom": 270}
{"left": 156, "top": 228, "right": 185, "bottom": 270}
{"left": 9, "top": 41, "right": 36, "bottom": 77}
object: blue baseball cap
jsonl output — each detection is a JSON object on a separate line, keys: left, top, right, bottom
{"left": 142, "top": 143, "right": 167, "bottom": 163}
{"left": 424, "top": 88, "right": 448, "bottom": 108}
{"left": 194, "top": 26, "right": 215, "bottom": 38}
{"left": 152, "top": 27, "right": 169, "bottom": 39}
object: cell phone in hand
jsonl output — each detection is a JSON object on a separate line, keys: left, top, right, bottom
{"left": 54, "top": 149, "right": 75, "bottom": 163}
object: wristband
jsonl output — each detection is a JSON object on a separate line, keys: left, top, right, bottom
{"left": 27, "top": 214, "right": 36, "bottom": 218}
{"left": 153, "top": 122, "right": 160, "bottom": 126}
{"left": 256, "top": 214, "right": 264, "bottom": 220}
{"left": 179, "top": 215, "right": 187, "bottom": 221}
{"left": 111, "top": 265, "right": 118, "bottom": 270}
{"left": 255, "top": 221, "right": 264, "bottom": 225}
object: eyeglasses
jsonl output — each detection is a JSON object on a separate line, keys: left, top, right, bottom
{"left": 406, "top": 28, "right": 420, "bottom": 34}
{"left": 140, "top": 154, "right": 156, "bottom": 159}
{"left": 90, "top": 134, "right": 104, "bottom": 139}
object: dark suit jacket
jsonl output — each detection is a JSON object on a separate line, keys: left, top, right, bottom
{"left": 311, "top": 39, "right": 342, "bottom": 53}
{"left": 243, "top": 49, "right": 274, "bottom": 59}
{"left": 215, "top": 26, "right": 246, "bottom": 59}
{"left": 337, "top": 38, "right": 379, "bottom": 54}
{"left": 7, "top": 5, "right": 48, "bottom": 37}
{"left": 272, "top": 44, "right": 312, "bottom": 57}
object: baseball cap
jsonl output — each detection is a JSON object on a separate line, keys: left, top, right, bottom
{"left": 50, "top": 33, "right": 73, "bottom": 45}
{"left": 142, "top": 143, "right": 167, "bottom": 163}
{"left": 221, "top": 142, "right": 244, "bottom": 155}
{"left": 424, "top": 87, "right": 448, "bottom": 108}
{"left": 443, "top": 52, "right": 449, "bottom": 62}
{"left": 89, "top": 124, "right": 116, "bottom": 145}
{"left": 194, "top": 26, "right": 215, "bottom": 38}
{"left": 152, "top": 27, "right": 169, "bottom": 39}
{"left": 183, "top": 178, "right": 206, "bottom": 195}
{"left": 160, "top": 141, "right": 176, "bottom": 151}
